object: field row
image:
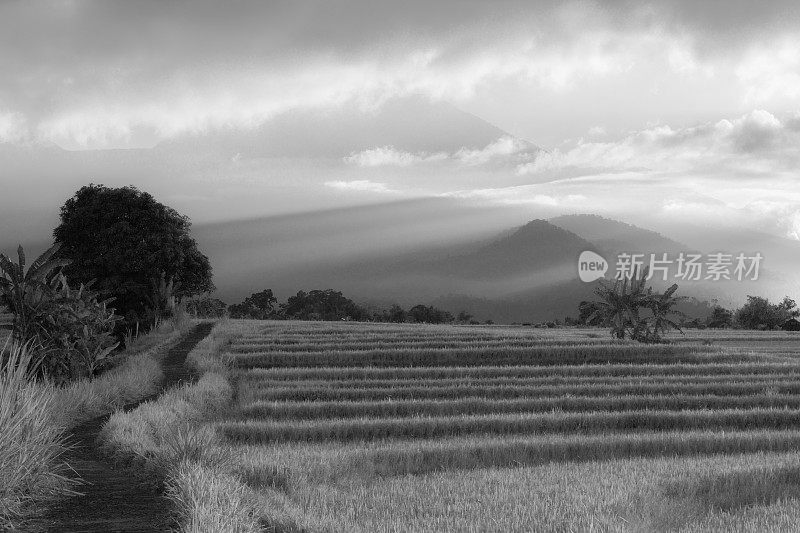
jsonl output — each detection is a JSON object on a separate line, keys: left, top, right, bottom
{"left": 226, "top": 344, "right": 730, "bottom": 368}
{"left": 235, "top": 394, "right": 800, "bottom": 420}
{"left": 239, "top": 380, "right": 800, "bottom": 402}
{"left": 227, "top": 338, "right": 622, "bottom": 353}
{"left": 237, "top": 373, "right": 800, "bottom": 391}
{"left": 220, "top": 407, "right": 800, "bottom": 443}
{"left": 232, "top": 429, "right": 800, "bottom": 481}
{"left": 239, "top": 362, "right": 800, "bottom": 381}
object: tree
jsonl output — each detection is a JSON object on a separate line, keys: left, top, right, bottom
{"left": 407, "top": 304, "right": 454, "bottom": 324}
{"left": 229, "top": 289, "right": 278, "bottom": 319}
{"left": 53, "top": 185, "right": 214, "bottom": 328}
{"left": 707, "top": 305, "right": 733, "bottom": 329}
{"left": 280, "top": 289, "right": 367, "bottom": 321}
{"left": 388, "top": 304, "right": 407, "bottom": 323}
{"left": 186, "top": 296, "right": 228, "bottom": 318}
{"left": 456, "top": 310, "right": 474, "bottom": 324}
{"left": 735, "top": 295, "right": 799, "bottom": 330}
{"left": 577, "top": 300, "right": 603, "bottom": 326}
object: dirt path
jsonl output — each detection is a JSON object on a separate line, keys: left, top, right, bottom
{"left": 24, "top": 322, "right": 215, "bottom": 532}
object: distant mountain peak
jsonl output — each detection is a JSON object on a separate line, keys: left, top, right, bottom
{"left": 157, "top": 95, "right": 511, "bottom": 159}
{"left": 549, "top": 214, "right": 687, "bottom": 254}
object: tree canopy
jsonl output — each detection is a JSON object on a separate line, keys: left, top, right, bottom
{"left": 280, "top": 289, "right": 367, "bottom": 321}
{"left": 229, "top": 289, "right": 278, "bottom": 319}
{"left": 735, "top": 295, "right": 799, "bottom": 330}
{"left": 53, "top": 184, "right": 214, "bottom": 325}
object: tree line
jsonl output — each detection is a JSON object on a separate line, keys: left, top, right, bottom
{"left": 194, "top": 288, "right": 474, "bottom": 324}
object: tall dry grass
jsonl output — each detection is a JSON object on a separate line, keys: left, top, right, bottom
{"left": 0, "top": 341, "right": 72, "bottom": 527}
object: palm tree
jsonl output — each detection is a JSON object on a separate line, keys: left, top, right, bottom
{"left": 0, "top": 244, "right": 71, "bottom": 343}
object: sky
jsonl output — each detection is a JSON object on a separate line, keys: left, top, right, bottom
{"left": 2, "top": 0, "right": 800, "bottom": 246}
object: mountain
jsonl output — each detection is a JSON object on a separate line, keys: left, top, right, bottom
{"left": 157, "top": 96, "right": 510, "bottom": 159}
{"left": 432, "top": 219, "right": 597, "bottom": 280}
{"left": 549, "top": 214, "right": 687, "bottom": 256}
{"left": 197, "top": 208, "right": 774, "bottom": 323}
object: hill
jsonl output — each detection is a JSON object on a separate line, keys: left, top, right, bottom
{"left": 549, "top": 214, "right": 687, "bottom": 256}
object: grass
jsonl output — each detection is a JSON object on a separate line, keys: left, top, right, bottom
{"left": 235, "top": 393, "right": 800, "bottom": 420}
{"left": 227, "top": 429, "right": 800, "bottom": 482}
{"left": 166, "top": 461, "right": 262, "bottom": 533}
{"left": 1, "top": 318, "right": 193, "bottom": 527}
{"left": 52, "top": 317, "right": 190, "bottom": 430}
{"left": 238, "top": 379, "right": 800, "bottom": 402}
{"left": 0, "top": 342, "right": 71, "bottom": 527}
{"left": 246, "top": 451, "right": 800, "bottom": 532}
{"left": 238, "top": 361, "right": 800, "bottom": 381}
{"left": 98, "top": 321, "right": 258, "bottom": 533}
{"left": 221, "top": 407, "right": 800, "bottom": 443}
{"left": 227, "top": 343, "right": 727, "bottom": 368}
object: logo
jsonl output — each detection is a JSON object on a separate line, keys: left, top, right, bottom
{"left": 578, "top": 250, "right": 608, "bottom": 282}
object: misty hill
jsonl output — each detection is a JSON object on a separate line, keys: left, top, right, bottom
{"left": 434, "top": 220, "right": 597, "bottom": 279}
{"left": 157, "top": 96, "right": 510, "bottom": 158}
{"left": 550, "top": 214, "right": 687, "bottom": 256}
{"left": 192, "top": 201, "right": 783, "bottom": 322}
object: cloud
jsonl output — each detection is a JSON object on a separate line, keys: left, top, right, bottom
{"left": 344, "top": 146, "right": 447, "bottom": 167}
{"left": 455, "top": 136, "right": 539, "bottom": 166}
{"left": 518, "top": 110, "right": 800, "bottom": 176}
{"left": 442, "top": 186, "right": 589, "bottom": 208}
{"left": 345, "top": 136, "right": 539, "bottom": 170}
{"left": 0, "top": 111, "right": 28, "bottom": 143}
{"left": 324, "top": 179, "right": 398, "bottom": 193}
{"left": 6, "top": 1, "right": 799, "bottom": 148}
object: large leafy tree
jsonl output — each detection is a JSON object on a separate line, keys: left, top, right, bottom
{"left": 53, "top": 185, "right": 214, "bottom": 326}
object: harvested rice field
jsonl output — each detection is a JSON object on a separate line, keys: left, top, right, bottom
{"left": 210, "top": 320, "right": 800, "bottom": 531}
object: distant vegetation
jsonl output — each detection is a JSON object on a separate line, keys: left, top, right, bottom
{"left": 228, "top": 287, "right": 458, "bottom": 324}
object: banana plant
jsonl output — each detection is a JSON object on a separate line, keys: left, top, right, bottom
{"left": 644, "top": 283, "right": 686, "bottom": 342}
{"left": 583, "top": 267, "right": 685, "bottom": 343}
{"left": 0, "top": 244, "right": 71, "bottom": 343}
{"left": 45, "top": 274, "right": 121, "bottom": 378}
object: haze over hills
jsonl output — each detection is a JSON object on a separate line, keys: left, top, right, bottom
{"left": 550, "top": 214, "right": 688, "bottom": 256}
{"left": 191, "top": 206, "right": 778, "bottom": 323}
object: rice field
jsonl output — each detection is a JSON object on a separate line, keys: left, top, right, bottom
{"left": 214, "top": 320, "right": 800, "bottom": 531}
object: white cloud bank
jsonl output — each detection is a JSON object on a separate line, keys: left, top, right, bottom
{"left": 344, "top": 136, "right": 539, "bottom": 169}
{"left": 323, "top": 179, "right": 398, "bottom": 194}
{"left": 518, "top": 110, "right": 800, "bottom": 176}
{"left": 343, "top": 146, "right": 447, "bottom": 167}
